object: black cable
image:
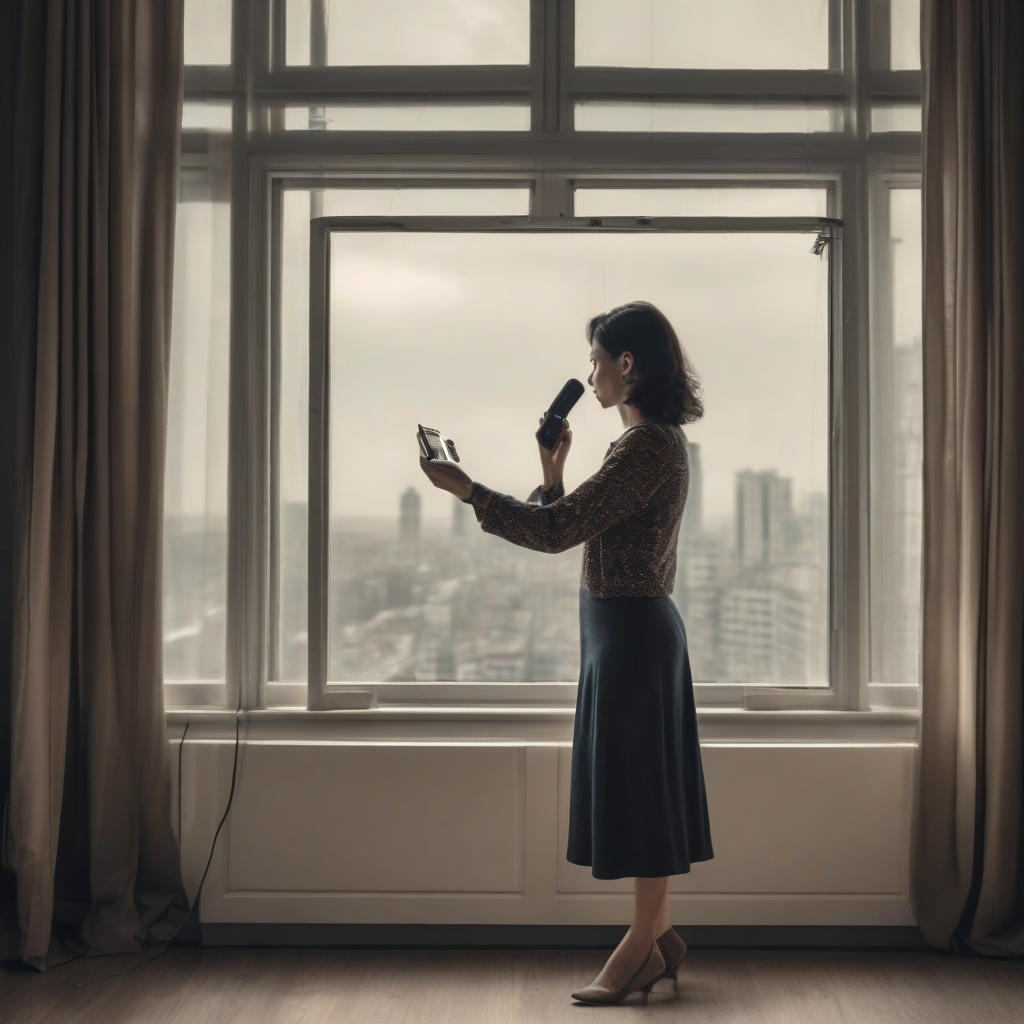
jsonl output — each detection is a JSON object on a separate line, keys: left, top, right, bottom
{"left": 177, "top": 720, "right": 190, "bottom": 844}
{"left": 71, "top": 708, "right": 243, "bottom": 988}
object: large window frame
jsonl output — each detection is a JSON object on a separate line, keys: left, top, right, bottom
{"left": 171, "top": 0, "right": 922, "bottom": 718}
{"left": 305, "top": 213, "right": 841, "bottom": 711}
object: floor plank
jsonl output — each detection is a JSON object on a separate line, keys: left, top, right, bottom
{"left": 3, "top": 947, "right": 1024, "bottom": 1024}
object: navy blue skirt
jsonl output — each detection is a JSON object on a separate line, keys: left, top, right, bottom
{"left": 567, "top": 588, "right": 714, "bottom": 879}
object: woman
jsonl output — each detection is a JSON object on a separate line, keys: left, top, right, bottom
{"left": 419, "top": 300, "right": 713, "bottom": 1005}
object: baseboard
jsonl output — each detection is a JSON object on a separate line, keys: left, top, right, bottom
{"left": 201, "top": 923, "right": 928, "bottom": 950}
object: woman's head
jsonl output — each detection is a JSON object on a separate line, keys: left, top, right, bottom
{"left": 585, "top": 301, "right": 704, "bottom": 425}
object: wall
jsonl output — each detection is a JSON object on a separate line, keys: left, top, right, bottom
{"left": 169, "top": 709, "right": 918, "bottom": 932}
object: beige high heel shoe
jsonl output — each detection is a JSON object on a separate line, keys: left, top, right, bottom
{"left": 571, "top": 941, "right": 666, "bottom": 1005}
{"left": 655, "top": 927, "right": 688, "bottom": 984}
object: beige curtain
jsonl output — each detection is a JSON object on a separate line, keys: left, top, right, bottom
{"left": 6, "top": 0, "right": 188, "bottom": 968}
{"left": 913, "top": 0, "right": 1024, "bottom": 953}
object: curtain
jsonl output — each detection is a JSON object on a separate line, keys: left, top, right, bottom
{"left": 5, "top": 0, "right": 188, "bottom": 969}
{"left": 913, "top": 0, "right": 1024, "bottom": 953}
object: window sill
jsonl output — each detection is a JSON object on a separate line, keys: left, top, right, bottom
{"left": 165, "top": 703, "right": 919, "bottom": 744}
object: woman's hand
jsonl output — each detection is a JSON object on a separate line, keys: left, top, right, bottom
{"left": 419, "top": 456, "right": 473, "bottom": 502}
{"left": 538, "top": 416, "right": 572, "bottom": 491}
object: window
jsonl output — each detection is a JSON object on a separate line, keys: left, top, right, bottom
{"left": 575, "top": 0, "right": 832, "bottom": 70}
{"left": 285, "top": 0, "right": 530, "bottom": 67}
{"left": 164, "top": 143, "right": 231, "bottom": 705}
{"left": 183, "top": 0, "right": 232, "bottom": 66}
{"left": 168, "top": 0, "right": 922, "bottom": 713}
{"left": 869, "top": 181, "right": 922, "bottom": 709}
{"left": 300, "top": 218, "right": 831, "bottom": 708}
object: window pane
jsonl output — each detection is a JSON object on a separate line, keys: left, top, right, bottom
{"left": 871, "top": 104, "right": 921, "bottom": 133}
{"left": 575, "top": 188, "right": 828, "bottom": 218}
{"left": 325, "top": 231, "right": 828, "bottom": 687}
{"left": 276, "top": 190, "right": 312, "bottom": 698}
{"left": 181, "top": 101, "right": 233, "bottom": 132}
{"left": 321, "top": 188, "right": 530, "bottom": 217}
{"left": 183, "top": 0, "right": 232, "bottom": 65}
{"left": 273, "top": 188, "right": 533, "bottom": 705}
{"left": 320, "top": 0, "right": 530, "bottom": 66}
{"left": 282, "top": 103, "right": 530, "bottom": 132}
{"left": 164, "top": 161, "right": 231, "bottom": 699}
{"left": 575, "top": 101, "right": 841, "bottom": 133}
{"left": 891, "top": 0, "right": 921, "bottom": 70}
{"left": 870, "top": 188, "right": 922, "bottom": 707}
{"left": 286, "top": 0, "right": 312, "bottom": 65}
{"left": 576, "top": 0, "right": 830, "bottom": 70}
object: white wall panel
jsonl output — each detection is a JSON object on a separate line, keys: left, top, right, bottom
{"left": 175, "top": 726, "right": 916, "bottom": 927}
{"left": 557, "top": 743, "right": 912, "bottom": 896}
{"left": 226, "top": 744, "right": 524, "bottom": 893}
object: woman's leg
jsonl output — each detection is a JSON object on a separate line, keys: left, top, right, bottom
{"left": 653, "top": 878, "right": 671, "bottom": 937}
{"left": 591, "top": 876, "right": 669, "bottom": 990}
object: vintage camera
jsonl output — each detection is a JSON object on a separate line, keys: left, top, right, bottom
{"left": 417, "top": 424, "right": 461, "bottom": 463}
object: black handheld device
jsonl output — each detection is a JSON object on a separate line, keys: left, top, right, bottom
{"left": 535, "top": 379, "right": 585, "bottom": 450}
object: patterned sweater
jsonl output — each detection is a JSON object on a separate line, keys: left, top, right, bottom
{"left": 464, "top": 421, "right": 690, "bottom": 598}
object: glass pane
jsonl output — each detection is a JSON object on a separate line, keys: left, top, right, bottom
{"left": 276, "top": 190, "right": 312, "bottom": 698}
{"left": 183, "top": 0, "right": 232, "bottom": 65}
{"left": 871, "top": 104, "right": 921, "bottom": 133}
{"left": 181, "top": 101, "right": 233, "bottom": 132}
{"left": 325, "top": 231, "right": 828, "bottom": 687}
{"left": 575, "top": 188, "right": 828, "bottom": 218}
{"left": 870, "top": 188, "right": 922, "bottom": 706}
{"left": 324, "top": 0, "right": 529, "bottom": 65}
{"left": 321, "top": 189, "right": 530, "bottom": 217}
{"left": 576, "top": 0, "right": 830, "bottom": 70}
{"left": 272, "top": 188, "right": 535, "bottom": 705}
{"left": 891, "top": 0, "right": 921, "bottom": 70}
{"left": 575, "top": 101, "right": 841, "bottom": 133}
{"left": 282, "top": 103, "right": 531, "bottom": 131}
{"left": 286, "top": 0, "right": 312, "bottom": 65}
{"left": 164, "top": 162, "right": 231, "bottom": 697}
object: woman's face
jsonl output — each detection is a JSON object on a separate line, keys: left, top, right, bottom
{"left": 587, "top": 338, "right": 633, "bottom": 409}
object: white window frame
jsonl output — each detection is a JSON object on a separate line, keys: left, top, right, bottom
{"left": 305, "top": 212, "right": 841, "bottom": 711}
{"left": 169, "top": 0, "right": 922, "bottom": 720}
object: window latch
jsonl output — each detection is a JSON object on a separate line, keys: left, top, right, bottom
{"left": 811, "top": 233, "right": 831, "bottom": 257}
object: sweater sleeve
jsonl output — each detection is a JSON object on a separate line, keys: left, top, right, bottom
{"left": 526, "top": 481, "right": 566, "bottom": 505}
{"left": 465, "top": 429, "right": 674, "bottom": 554}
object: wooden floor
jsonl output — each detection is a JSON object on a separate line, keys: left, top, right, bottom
{"left": 4, "top": 946, "right": 1024, "bottom": 1024}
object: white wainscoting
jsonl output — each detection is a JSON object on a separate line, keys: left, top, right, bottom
{"left": 169, "top": 713, "right": 917, "bottom": 929}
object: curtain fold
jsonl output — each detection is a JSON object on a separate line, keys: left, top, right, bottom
{"left": 6, "top": 0, "right": 188, "bottom": 969}
{"left": 913, "top": 0, "right": 1024, "bottom": 954}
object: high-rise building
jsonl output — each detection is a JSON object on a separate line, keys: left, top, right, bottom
{"left": 735, "top": 470, "right": 793, "bottom": 566}
{"left": 680, "top": 439, "right": 703, "bottom": 541}
{"left": 452, "top": 493, "right": 469, "bottom": 537}
{"left": 719, "top": 583, "right": 807, "bottom": 684}
{"left": 399, "top": 486, "right": 421, "bottom": 547}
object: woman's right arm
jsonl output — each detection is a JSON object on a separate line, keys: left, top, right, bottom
{"left": 465, "top": 429, "right": 674, "bottom": 553}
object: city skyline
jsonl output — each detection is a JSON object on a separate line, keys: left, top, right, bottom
{"left": 254, "top": 440, "right": 830, "bottom": 689}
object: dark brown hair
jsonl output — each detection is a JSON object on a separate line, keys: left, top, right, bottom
{"left": 585, "top": 301, "right": 704, "bottom": 425}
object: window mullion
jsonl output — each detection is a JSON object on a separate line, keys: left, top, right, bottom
{"left": 306, "top": 218, "right": 331, "bottom": 710}
{"left": 226, "top": 0, "right": 266, "bottom": 711}
{"left": 557, "top": 0, "right": 574, "bottom": 132}
{"left": 311, "top": 0, "right": 327, "bottom": 69}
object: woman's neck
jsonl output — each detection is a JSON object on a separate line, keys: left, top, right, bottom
{"left": 619, "top": 403, "right": 649, "bottom": 429}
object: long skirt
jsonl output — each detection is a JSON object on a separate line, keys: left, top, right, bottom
{"left": 566, "top": 587, "right": 714, "bottom": 879}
